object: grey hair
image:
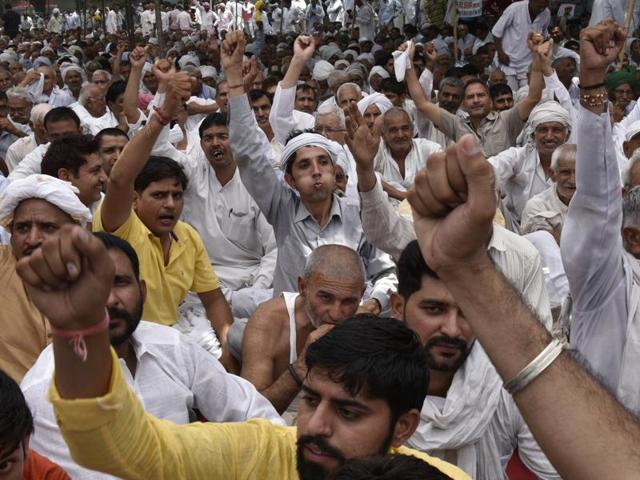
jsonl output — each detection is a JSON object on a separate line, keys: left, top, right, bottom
{"left": 6, "top": 86, "right": 34, "bottom": 104}
{"left": 336, "top": 82, "right": 362, "bottom": 102}
{"left": 315, "top": 103, "right": 346, "bottom": 129}
{"left": 78, "top": 83, "right": 101, "bottom": 105}
{"left": 381, "top": 106, "right": 412, "bottom": 132}
{"left": 439, "top": 76, "right": 464, "bottom": 91}
{"left": 623, "top": 186, "right": 640, "bottom": 229}
{"left": 327, "top": 70, "right": 349, "bottom": 89}
{"left": 302, "top": 244, "right": 366, "bottom": 284}
{"left": 92, "top": 69, "right": 112, "bottom": 81}
{"left": 550, "top": 144, "right": 576, "bottom": 172}
{"left": 623, "top": 148, "right": 640, "bottom": 188}
{"left": 29, "top": 103, "right": 52, "bottom": 125}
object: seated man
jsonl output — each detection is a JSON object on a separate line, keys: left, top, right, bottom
{"left": 71, "top": 83, "right": 122, "bottom": 136}
{"left": 248, "top": 88, "right": 281, "bottom": 155}
{"left": 521, "top": 143, "right": 576, "bottom": 238}
{"left": 93, "top": 63, "right": 232, "bottom": 345}
{"left": 5, "top": 103, "right": 51, "bottom": 172}
{"left": 21, "top": 232, "right": 282, "bottom": 479}
{"left": 373, "top": 108, "right": 442, "bottom": 202}
{"left": 19, "top": 227, "right": 467, "bottom": 479}
{"left": 392, "top": 241, "right": 558, "bottom": 478}
{"left": 489, "top": 83, "right": 514, "bottom": 112}
{"left": 330, "top": 454, "right": 454, "bottom": 480}
{"left": 40, "top": 135, "right": 107, "bottom": 211}
{"left": 95, "top": 127, "right": 129, "bottom": 177}
{"left": 8, "top": 107, "right": 84, "bottom": 180}
{"left": 357, "top": 93, "right": 393, "bottom": 131}
{"left": 153, "top": 111, "right": 277, "bottom": 320}
{"left": 488, "top": 101, "right": 572, "bottom": 229}
{"left": 0, "top": 175, "right": 92, "bottom": 382}
{"left": 336, "top": 82, "right": 363, "bottom": 109}
{"left": 226, "top": 32, "right": 396, "bottom": 314}
{"left": 240, "top": 244, "right": 365, "bottom": 413}
{"left": 1, "top": 369, "right": 71, "bottom": 480}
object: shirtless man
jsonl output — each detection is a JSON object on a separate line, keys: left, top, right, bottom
{"left": 240, "top": 244, "right": 366, "bottom": 413}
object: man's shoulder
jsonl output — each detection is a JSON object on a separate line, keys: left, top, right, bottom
{"left": 393, "top": 445, "right": 471, "bottom": 479}
{"left": 249, "top": 295, "right": 289, "bottom": 328}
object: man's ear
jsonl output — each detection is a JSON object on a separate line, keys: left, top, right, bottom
{"left": 389, "top": 409, "right": 421, "bottom": 448}
{"left": 132, "top": 190, "right": 140, "bottom": 210}
{"left": 623, "top": 226, "right": 640, "bottom": 257}
{"left": 298, "top": 276, "right": 306, "bottom": 296}
{"left": 389, "top": 292, "right": 405, "bottom": 321}
{"left": 284, "top": 172, "right": 296, "bottom": 190}
{"left": 57, "top": 168, "right": 72, "bottom": 181}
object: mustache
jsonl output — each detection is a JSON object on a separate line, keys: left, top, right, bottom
{"left": 424, "top": 335, "right": 468, "bottom": 352}
{"left": 107, "top": 306, "right": 136, "bottom": 323}
{"left": 297, "top": 435, "right": 347, "bottom": 463}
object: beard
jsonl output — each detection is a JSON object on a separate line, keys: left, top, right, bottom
{"left": 296, "top": 426, "right": 395, "bottom": 479}
{"left": 108, "top": 298, "right": 143, "bottom": 347}
{"left": 424, "top": 335, "right": 472, "bottom": 372}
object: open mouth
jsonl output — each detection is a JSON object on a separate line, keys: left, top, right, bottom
{"left": 158, "top": 214, "right": 175, "bottom": 226}
{"left": 211, "top": 148, "right": 224, "bottom": 160}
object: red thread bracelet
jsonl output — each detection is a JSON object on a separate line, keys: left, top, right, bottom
{"left": 50, "top": 310, "right": 110, "bottom": 362}
{"left": 152, "top": 106, "right": 171, "bottom": 126}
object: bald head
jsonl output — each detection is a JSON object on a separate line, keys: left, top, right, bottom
{"left": 303, "top": 244, "right": 366, "bottom": 286}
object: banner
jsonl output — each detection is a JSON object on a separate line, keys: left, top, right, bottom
{"left": 457, "top": 0, "right": 482, "bottom": 17}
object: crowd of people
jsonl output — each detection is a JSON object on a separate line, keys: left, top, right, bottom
{"left": 1, "top": 0, "right": 640, "bottom": 479}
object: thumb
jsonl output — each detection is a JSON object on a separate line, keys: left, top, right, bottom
{"left": 455, "top": 135, "right": 496, "bottom": 221}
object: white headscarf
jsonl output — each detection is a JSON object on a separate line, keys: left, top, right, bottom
{"left": 528, "top": 101, "right": 571, "bottom": 131}
{"left": 0, "top": 175, "right": 92, "bottom": 227}
{"left": 357, "top": 92, "right": 393, "bottom": 116}
{"left": 368, "top": 65, "right": 390, "bottom": 81}
{"left": 312, "top": 60, "right": 335, "bottom": 81}
{"left": 280, "top": 133, "right": 340, "bottom": 171}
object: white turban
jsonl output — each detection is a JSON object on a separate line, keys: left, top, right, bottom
{"left": 320, "top": 44, "right": 342, "bottom": 61}
{"left": 528, "top": 101, "right": 571, "bottom": 131}
{"left": 335, "top": 59, "right": 350, "bottom": 69}
{"left": 357, "top": 93, "right": 393, "bottom": 116}
{"left": 368, "top": 65, "right": 390, "bottom": 81}
{"left": 61, "top": 64, "right": 87, "bottom": 82}
{"left": 178, "top": 54, "right": 200, "bottom": 69}
{"left": 357, "top": 53, "right": 375, "bottom": 64}
{"left": 0, "top": 175, "right": 92, "bottom": 227}
{"left": 280, "top": 133, "right": 340, "bottom": 172}
{"left": 200, "top": 65, "right": 218, "bottom": 79}
{"left": 312, "top": 60, "right": 335, "bottom": 81}
{"left": 343, "top": 49, "right": 359, "bottom": 60}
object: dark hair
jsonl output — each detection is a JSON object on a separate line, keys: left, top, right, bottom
{"left": 199, "top": 111, "right": 228, "bottom": 138}
{"left": 262, "top": 75, "right": 281, "bottom": 91}
{"left": 305, "top": 315, "right": 429, "bottom": 420}
{"left": 248, "top": 88, "right": 272, "bottom": 104}
{"left": 295, "top": 83, "right": 317, "bottom": 99}
{"left": 95, "top": 127, "right": 129, "bottom": 146}
{"left": 133, "top": 156, "right": 188, "bottom": 193}
{"left": 460, "top": 63, "right": 480, "bottom": 77}
{"left": 380, "top": 78, "right": 406, "bottom": 96}
{"left": 463, "top": 78, "right": 488, "bottom": 96}
{"left": 44, "top": 106, "right": 81, "bottom": 130}
{"left": 329, "top": 454, "right": 453, "bottom": 480}
{"left": 41, "top": 134, "right": 99, "bottom": 177}
{"left": 0, "top": 369, "right": 33, "bottom": 453}
{"left": 93, "top": 232, "right": 140, "bottom": 280}
{"left": 0, "top": 91, "right": 6, "bottom": 103}
{"left": 374, "top": 50, "right": 392, "bottom": 67}
{"left": 283, "top": 128, "right": 317, "bottom": 175}
{"left": 106, "top": 80, "right": 127, "bottom": 104}
{"left": 397, "top": 240, "right": 439, "bottom": 300}
{"left": 489, "top": 83, "right": 513, "bottom": 100}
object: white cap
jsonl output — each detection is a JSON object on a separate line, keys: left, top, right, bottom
{"left": 626, "top": 120, "right": 640, "bottom": 142}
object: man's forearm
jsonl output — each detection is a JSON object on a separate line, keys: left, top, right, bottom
{"left": 437, "top": 259, "right": 640, "bottom": 479}
{"left": 282, "top": 56, "right": 305, "bottom": 89}
{"left": 262, "top": 366, "right": 303, "bottom": 414}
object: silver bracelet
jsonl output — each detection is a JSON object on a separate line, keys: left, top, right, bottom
{"left": 504, "top": 338, "right": 566, "bottom": 395}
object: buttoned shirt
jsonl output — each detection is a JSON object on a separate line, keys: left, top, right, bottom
{"left": 93, "top": 206, "right": 220, "bottom": 326}
{"left": 374, "top": 138, "right": 442, "bottom": 191}
{"left": 521, "top": 185, "right": 568, "bottom": 235}
{"left": 0, "top": 130, "right": 17, "bottom": 163}
{"left": 359, "top": 177, "right": 553, "bottom": 327}
{"left": 177, "top": 10, "right": 191, "bottom": 30}
{"left": 229, "top": 94, "right": 397, "bottom": 310}
{"left": 491, "top": 1, "right": 550, "bottom": 75}
{"left": 21, "top": 321, "right": 284, "bottom": 480}
{"left": 438, "top": 105, "right": 525, "bottom": 157}
{"left": 70, "top": 102, "right": 119, "bottom": 136}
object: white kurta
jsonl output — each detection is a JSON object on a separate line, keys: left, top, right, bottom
{"left": 355, "top": 3, "right": 375, "bottom": 42}
{"left": 70, "top": 102, "right": 119, "bottom": 136}
{"left": 373, "top": 138, "right": 442, "bottom": 191}
{"left": 521, "top": 185, "right": 569, "bottom": 236}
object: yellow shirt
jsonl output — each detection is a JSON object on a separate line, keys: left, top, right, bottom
{"left": 93, "top": 206, "right": 219, "bottom": 325}
{"left": 0, "top": 246, "right": 50, "bottom": 382}
{"left": 49, "top": 350, "right": 470, "bottom": 480}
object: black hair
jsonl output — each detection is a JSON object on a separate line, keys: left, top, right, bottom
{"left": 396, "top": 240, "right": 439, "bottom": 300}
{"left": 44, "top": 106, "right": 81, "bottom": 130}
{"left": 380, "top": 78, "right": 406, "bottom": 96}
{"left": 305, "top": 315, "right": 429, "bottom": 420}
{"left": 199, "top": 111, "right": 228, "bottom": 139}
{"left": 93, "top": 232, "right": 140, "bottom": 280}
{"left": 295, "top": 83, "right": 317, "bottom": 99}
{"left": 329, "top": 454, "right": 453, "bottom": 480}
{"left": 283, "top": 128, "right": 317, "bottom": 175}
{"left": 133, "top": 156, "right": 188, "bottom": 193}
{"left": 262, "top": 75, "right": 281, "bottom": 91}
{"left": 374, "top": 50, "right": 392, "bottom": 67}
{"left": 460, "top": 63, "right": 480, "bottom": 77}
{"left": 248, "top": 88, "right": 272, "bottom": 104}
{"left": 95, "top": 127, "right": 129, "bottom": 146}
{"left": 0, "top": 369, "right": 33, "bottom": 454}
{"left": 105, "top": 79, "right": 127, "bottom": 104}
{"left": 0, "top": 91, "right": 6, "bottom": 103}
{"left": 41, "top": 134, "right": 99, "bottom": 177}
{"left": 463, "top": 78, "right": 489, "bottom": 95}
{"left": 489, "top": 83, "right": 513, "bottom": 100}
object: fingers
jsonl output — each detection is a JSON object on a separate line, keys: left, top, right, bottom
{"left": 455, "top": 135, "right": 497, "bottom": 222}
{"left": 68, "top": 227, "right": 114, "bottom": 283}
{"left": 409, "top": 169, "right": 450, "bottom": 218}
{"left": 425, "top": 152, "right": 462, "bottom": 209}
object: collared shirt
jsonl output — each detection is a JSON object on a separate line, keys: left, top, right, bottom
{"left": 359, "top": 177, "right": 553, "bottom": 327}
{"left": 70, "top": 102, "right": 119, "bottom": 136}
{"left": 140, "top": 9, "right": 156, "bottom": 36}
{"left": 7, "top": 142, "right": 48, "bottom": 180}
{"left": 47, "top": 349, "right": 470, "bottom": 479}
{"left": 521, "top": 185, "right": 568, "bottom": 235}
{"left": 93, "top": 207, "right": 220, "bottom": 326}
{"left": 488, "top": 144, "right": 553, "bottom": 226}
{"left": 373, "top": 138, "right": 442, "bottom": 192}
{"left": 177, "top": 10, "right": 191, "bottom": 29}
{"left": 438, "top": 106, "right": 525, "bottom": 157}
{"left": 491, "top": 1, "right": 550, "bottom": 75}
{"left": 151, "top": 128, "right": 277, "bottom": 296}
{"left": 0, "top": 246, "right": 49, "bottom": 382}
{"left": 0, "top": 130, "right": 17, "bottom": 162}
{"left": 229, "top": 94, "right": 397, "bottom": 310}
{"left": 22, "top": 321, "right": 284, "bottom": 480}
